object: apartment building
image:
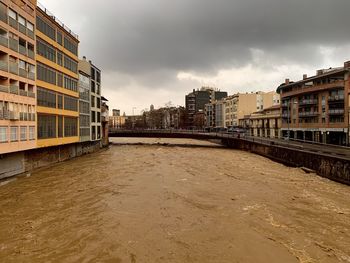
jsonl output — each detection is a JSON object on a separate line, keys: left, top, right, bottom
{"left": 35, "top": 3, "right": 79, "bottom": 147}
{"left": 204, "top": 99, "right": 226, "bottom": 130}
{"left": 247, "top": 105, "right": 281, "bottom": 138}
{"left": 225, "top": 91, "right": 280, "bottom": 128}
{"left": 90, "top": 62, "right": 101, "bottom": 141}
{"left": 185, "top": 87, "right": 227, "bottom": 127}
{"left": 277, "top": 62, "right": 350, "bottom": 146}
{"left": 0, "top": 0, "right": 37, "bottom": 154}
{"left": 78, "top": 57, "right": 90, "bottom": 142}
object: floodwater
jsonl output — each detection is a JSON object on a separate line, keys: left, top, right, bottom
{"left": 0, "top": 138, "right": 350, "bottom": 263}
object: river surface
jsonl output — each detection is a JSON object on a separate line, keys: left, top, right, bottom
{"left": 0, "top": 138, "right": 350, "bottom": 263}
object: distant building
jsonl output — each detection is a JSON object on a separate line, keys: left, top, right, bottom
{"left": 109, "top": 114, "right": 126, "bottom": 130}
{"left": 242, "top": 105, "right": 281, "bottom": 138}
{"left": 112, "top": 109, "right": 120, "bottom": 117}
{"left": 277, "top": 62, "right": 350, "bottom": 145}
{"left": 225, "top": 91, "right": 280, "bottom": 128}
{"left": 185, "top": 87, "right": 227, "bottom": 128}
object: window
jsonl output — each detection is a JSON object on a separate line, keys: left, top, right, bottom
{"left": 79, "top": 101, "right": 89, "bottom": 114}
{"left": 57, "top": 94, "right": 63, "bottom": 109}
{"left": 20, "top": 126, "right": 27, "bottom": 141}
{"left": 97, "top": 112, "right": 101, "bottom": 123}
{"left": 97, "top": 97, "right": 101, "bottom": 109}
{"left": 80, "top": 115, "right": 90, "bottom": 127}
{"left": 37, "top": 63, "right": 56, "bottom": 85}
{"left": 27, "top": 22, "right": 34, "bottom": 32}
{"left": 64, "top": 95, "right": 78, "bottom": 111}
{"left": 10, "top": 126, "right": 18, "bottom": 142}
{"left": 36, "top": 16, "right": 55, "bottom": 40}
{"left": 57, "top": 31, "right": 62, "bottom": 45}
{"left": 18, "top": 15, "right": 25, "bottom": 26}
{"left": 64, "top": 36, "right": 78, "bottom": 55}
{"left": 29, "top": 126, "right": 35, "bottom": 140}
{"left": 38, "top": 115, "right": 56, "bottom": 139}
{"left": 8, "top": 9, "right": 16, "bottom": 20}
{"left": 0, "top": 127, "right": 7, "bottom": 142}
{"left": 91, "top": 95, "right": 95, "bottom": 107}
{"left": 37, "top": 87, "right": 56, "bottom": 108}
{"left": 91, "top": 111, "right": 96, "bottom": 122}
{"left": 57, "top": 73, "right": 63, "bottom": 87}
{"left": 37, "top": 39, "right": 56, "bottom": 62}
{"left": 64, "top": 76, "right": 78, "bottom": 92}
{"left": 64, "top": 55, "right": 78, "bottom": 73}
{"left": 58, "top": 116, "right": 63, "bottom": 138}
{"left": 57, "top": 52, "right": 63, "bottom": 66}
{"left": 64, "top": 117, "right": 77, "bottom": 137}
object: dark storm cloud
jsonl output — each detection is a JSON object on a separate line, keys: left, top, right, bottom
{"left": 72, "top": 0, "right": 350, "bottom": 74}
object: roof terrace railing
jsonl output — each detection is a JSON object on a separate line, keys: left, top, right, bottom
{"left": 37, "top": 2, "right": 79, "bottom": 40}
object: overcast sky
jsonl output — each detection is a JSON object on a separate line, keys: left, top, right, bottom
{"left": 41, "top": 0, "right": 350, "bottom": 115}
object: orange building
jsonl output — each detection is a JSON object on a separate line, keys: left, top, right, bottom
{"left": 0, "top": 0, "right": 37, "bottom": 154}
{"left": 35, "top": 3, "right": 80, "bottom": 148}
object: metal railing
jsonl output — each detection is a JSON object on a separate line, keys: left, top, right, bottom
{"left": 0, "top": 84, "right": 8, "bottom": 93}
{"left": 19, "top": 68, "right": 27, "bottom": 78}
{"left": 299, "top": 99, "right": 318, "bottom": 105}
{"left": 328, "top": 109, "right": 345, "bottom": 115}
{"left": 19, "top": 45, "right": 27, "bottom": 56}
{"left": 0, "top": 10, "right": 7, "bottom": 24}
{"left": 299, "top": 111, "right": 319, "bottom": 117}
{"left": 0, "top": 60, "right": 8, "bottom": 72}
{"left": 9, "top": 38, "right": 18, "bottom": 52}
{"left": 27, "top": 30, "right": 34, "bottom": 39}
{"left": 28, "top": 49, "right": 35, "bottom": 59}
{"left": 328, "top": 95, "right": 345, "bottom": 102}
{"left": 28, "top": 72, "right": 35, "bottom": 80}
{"left": 28, "top": 91, "right": 35, "bottom": 98}
{"left": 9, "top": 17, "right": 18, "bottom": 30}
{"left": 9, "top": 62, "right": 18, "bottom": 75}
{"left": 19, "top": 89, "right": 27, "bottom": 97}
{"left": 0, "top": 35, "right": 8, "bottom": 47}
{"left": 9, "top": 85, "right": 19, "bottom": 95}
{"left": 19, "top": 23, "right": 26, "bottom": 35}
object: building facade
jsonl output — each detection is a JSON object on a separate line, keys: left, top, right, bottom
{"left": 225, "top": 91, "right": 280, "bottom": 128}
{"left": 185, "top": 87, "right": 227, "bottom": 128}
{"left": 0, "top": 0, "right": 37, "bottom": 154}
{"left": 36, "top": 3, "right": 79, "bottom": 148}
{"left": 78, "top": 57, "right": 90, "bottom": 142}
{"left": 247, "top": 105, "right": 281, "bottom": 138}
{"left": 90, "top": 62, "right": 101, "bottom": 141}
{"left": 277, "top": 63, "right": 350, "bottom": 146}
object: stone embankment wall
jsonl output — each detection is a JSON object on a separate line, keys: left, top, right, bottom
{"left": 0, "top": 141, "right": 105, "bottom": 180}
{"left": 222, "top": 138, "right": 350, "bottom": 185}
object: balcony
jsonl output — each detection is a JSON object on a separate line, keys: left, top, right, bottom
{"left": 0, "top": 109, "right": 9, "bottom": 120}
{"left": 9, "top": 85, "right": 19, "bottom": 95}
{"left": 0, "top": 60, "right": 8, "bottom": 72}
{"left": 328, "top": 95, "right": 345, "bottom": 102}
{"left": 0, "top": 84, "right": 8, "bottom": 93}
{"left": 19, "top": 45, "right": 27, "bottom": 56}
{"left": 19, "top": 89, "right": 28, "bottom": 97}
{"left": 0, "top": 35, "right": 8, "bottom": 48}
{"left": 9, "top": 17, "right": 18, "bottom": 30}
{"left": 19, "top": 68, "right": 27, "bottom": 78}
{"left": 27, "top": 30, "right": 34, "bottom": 40}
{"left": 28, "top": 49, "right": 34, "bottom": 60}
{"left": 328, "top": 109, "right": 345, "bottom": 115}
{"left": 299, "top": 111, "right": 319, "bottom": 118}
{"left": 299, "top": 99, "right": 318, "bottom": 106}
{"left": 0, "top": 11, "right": 7, "bottom": 24}
{"left": 19, "top": 24, "right": 26, "bottom": 35}
{"left": 9, "top": 62, "right": 18, "bottom": 75}
{"left": 9, "top": 38, "right": 18, "bottom": 52}
{"left": 28, "top": 72, "right": 35, "bottom": 80}
{"left": 28, "top": 91, "right": 35, "bottom": 98}
{"left": 9, "top": 111, "right": 19, "bottom": 120}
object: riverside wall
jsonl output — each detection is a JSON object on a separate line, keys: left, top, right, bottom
{"left": 0, "top": 141, "right": 105, "bottom": 180}
{"left": 222, "top": 138, "right": 350, "bottom": 185}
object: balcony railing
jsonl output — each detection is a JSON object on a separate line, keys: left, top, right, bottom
{"left": 0, "top": 60, "right": 8, "bottom": 72}
{"left": 28, "top": 72, "right": 35, "bottom": 80}
{"left": 9, "top": 38, "right": 18, "bottom": 52}
{"left": 10, "top": 85, "right": 19, "bottom": 95}
{"left": 27, "top": 30, "right": 34, "bottom": 39}
{"left": 299, "top": 111, "right": 319, "bottom": 117}
{"left": 0, "top": 35, "right": 8, "bottom": 48}
{"left": 299, "top": 99, "right": 318, "bottom": 106}
{"left": 0, "top": 84, "right": 8, "bottom": 93}
{"left": 328, "top": 95, "right": 345, "bottom": 102}
{"left": 328, "top": 109, "right": 345, "bottom": 115}
{"left": 28, "top": 91, "right": 35, "bottom": 98}
{"left": 19, "top": 45, "right": 27, "bottom": 56}
{"left": 9, "top": 62, "right": 18, "bottom": 75}
{"left": 19, "top": 68, "right": 27, "bottom": 78}
{"left": 28, "top": 49, "right": 35, "bottom": 59}
{"left": 19, "top": 24, "right": 26, "bottom": 35}
{"left": 19, "top": 89, "right": 28, "bottom": 97}
{"left": 9, "top": 17, "right": 18, "bottom": 30}
{"left": 0, "top": 10, "right": 7, "bottom": 24}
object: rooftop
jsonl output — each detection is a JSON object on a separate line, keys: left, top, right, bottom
{"left": 37, "top": 2, "right": 79, "bottom": 40}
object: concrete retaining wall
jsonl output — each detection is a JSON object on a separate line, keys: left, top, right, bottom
{"left": 222, "top": 138, "right": 350, "bottom": 185}
{"left": 0, "top": 141, "right": 103, "bottom": 180}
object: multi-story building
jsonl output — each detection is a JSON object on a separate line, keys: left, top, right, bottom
{"left": 36, "top": 3, "right": 79, "bottom": 147}
{"left": 277, "top": 62, "right": 350, "bottom": 146}
{"left": 78, "top": 56, "right": 90, "bottom": 142}
{"left": 0, "top": 0, "right": 37, "bottom": 154}
{"left": 185, "top": 87, "right": 227, "bottom": 127}
{"left": 246, "top": 105, "right": 281, "bottom": 138}
{"left": 225, "top": 91, "right": 279, "bottom": 128}
{"left": 204, "top": 99, "right": 226, "bottom": 130}
{"left": 90, "top": 62, "right": 101, "bottom": 141}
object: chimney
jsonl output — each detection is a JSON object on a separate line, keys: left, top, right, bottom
{"left": 285, "top": 78, "right": 290, "bottom": 84}
{"left": 303, "top": 74, "right": 307, "bottom": 80}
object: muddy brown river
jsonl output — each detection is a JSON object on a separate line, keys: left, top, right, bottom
{"left": 0, "top": 138, "right": 350, "bottom": 263}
